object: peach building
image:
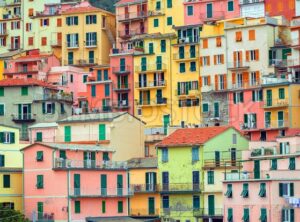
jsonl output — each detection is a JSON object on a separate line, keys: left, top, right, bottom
{"left": 22, "top": 142, "right": 130, "bottom": 222}
{"left": 223, "top": 135, "right": 300, "bottom": 222}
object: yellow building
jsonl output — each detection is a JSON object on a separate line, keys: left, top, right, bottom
{"left": 127, "top": 157, "right": 160, "bottom": 219}
{"left": 61, "top": 1, "right": 116, "bottom": 69}
{"left": 0, "top": 125, "right": 25, "bottom": 211}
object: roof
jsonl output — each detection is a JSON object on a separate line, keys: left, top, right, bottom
{"left": 28, "top": 122, "right": 58, "bottom": 129}
{"left": 157, "top": 126, "right": 232, "bottom": 147}
{"left": 0, "top": 124, "right": 20, "bottom": 130}
{"left": 62, "top": 1, "right": 113, "bottom": 15}
{"left": 14, "top": 54, "right": 50, "bottom": 62}
{"left": 0, "top": 167, "right": 22, "bottom": 173}
{"left": 0, "top": 50, "right": 24, "bottom": 59}
{"left": 21, "top": 142, "right": 115, "bottom": 152}
{"left": 115, "top": 0, "right": 146, "bottom": 7}
{"left": 0, "top": 78, "right": 57, "bottom": 89}
{"left": 86, "top": 217, "right": 153, "bottom": 222}
{"left": 127, "top": 157, "right": 157, "bottom": 169}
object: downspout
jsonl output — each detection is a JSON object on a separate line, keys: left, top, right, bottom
{"left": 198, "top": 28, "right": 202, "bottom": 125}
{"left": 22, "top": 151, "right": 25, "bottom": 218}
{"left": 169, "top": 36, "right": 173, "bottom": 126}
{"left": 224, "top": 27, "right": 230, "bottom": 126}
{"left": 68, "top": 170, "right": 71, "bottom": 222}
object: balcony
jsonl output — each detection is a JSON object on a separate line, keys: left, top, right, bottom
{"left": 35, "top": 212, "right": 55, "bottom": 222}
{"left": 34, "top": 92, "right": 73, "bottom": 103}
{"left": 130, "top": 208, "right": 159, "bottom": 217}
{"left": 269, "top": 59, "right": 289, "bottom": 68}
{"left": 231, "top": 80, "right": 261, "bottom": 90}
{"left": 199, "top": 11, "right": 225, "bottom": 22}
{"left": 112, "top": 100, "right": 130, "bottom": 109}
{"left": 113, "top": 83, "right": 130, "bottom": 91}
{"left": 264, "top": 120, "right": 289, "bottom": 129}
{"left": 239, "top": 0, "right": 264, "bottom": 5}
{"left": 8, "top": 43, "right": 22, "bottom": 51}
{"left": 176, "top": 89, "right": 200, "bottom": 98}
{"left": 131, "top": 184, "right": 158, "bottom": 193}
{"left": 240, "top": 122, "right": 257, "bottom": 131}
{"left": 51, "top": 40, "right": 62, "bottom": 48}
{"left": 4, "top": 67, "right": 39, "bottom": 75}
{"left": 262, "top": 99, "right": 289, "bottom": 108}
{"left": 75, "top": 58, "right": 98, "bottom": 66}
{"left": 135, "top": 63, "right": 166, "bottom": 73}
{"left": 193, "top": 208, "right": 223, "bottom": 218}
{"left": 138, "top": 98, "right": 167, "bottom": 107}
{"left": 159, "top": 183, "right": 200, "bottom": 194}
{"left": 118, "top": 11, "right": 148, "bottom": 22}
{"left": 69, "top": 187, "right": 133, "bottom": 198}
{"left": 171, "top": 36, "right": 200, "bottom": 45}
{"left": 203, "top": 159, "right": 241, "bottom": 170}
{"left": 12, "top": 113, "right": 36, "bottom": 123}
{"left": 148, "top": 8, "right": 165, "bottom": 17}
{"left": 135, "top": 80, "right": 167, "bottom": 90}
{"left": 35, "top": 10, "right": 59, "bottom": 17}
{"left": 112, "top": 65, "right": 131, "bottom": 75}
{"left": 66, "top": 42, "right": 79, "bottom": 49}
{"left": 0, "top": 30, "right": 8, "bottom": 36}
{"left": 228, "top": 61, "right": 250, "bottom": 70}
{"left": 54, "top": 158, "right": 127, "bottom": 170}
{"left": 173, "top": 52, "right": 198, "bottom": 61}
{"left": 85, "top": 40, "right": 97, "bottom": 48}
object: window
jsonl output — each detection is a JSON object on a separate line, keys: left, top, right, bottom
{"left": 0, "top": 132, "right": 15, "bottom": 144}
{"left": 104, "top": 70, "right": 109, "bottom": 80}
{"left": 26, "top": 23, "right": 32, "bottom": 32}
{"left": 282, "top": 208, "right": 294, "bottom": 222}
{"left": 179, "top": 63, "right": 186, "bottom": 73}
{"left": 43, "top": 102, "right": 55, "bottom": 114}
{"left": 11, "top": 21, "right": 20, "bottom": 30}
{"left": 153, "top": 19, "right": 159, "bottom": 27}
{"left": 36, "top": 132, "right": 42, "bottom": 142}
{"left": 162, "top": 148, "right": 168, "bottom": 162}
{"left": 162, "top": 196, "right": 169, "bottom": 209}
{"left": 66, "top": 16, "right": 78, "bottom": 26}
{"left": 279, "top": 88, "right": 285, "bottom": 99}
{"left": 233, "top": 92, "right": 244, "bottom": 104}
{"left": 227, "top": 1, "right": 234, "bottom": 11}
{"left": 36, "top": 175, "right": 44, "bottom": 189}
{"left": 167, "top": 0, "right": 172, "bottom": 8}
{"left": 235, "top": 31, "right": 242, "bottom": 42}
{"left": 167, "top": 17, "right": 172, "bottom": 25}
{"left": 91, "top": 85, "right": 96, "bottom": 97}
{"left": 242, "top": 208, "right": 249, "bottom": 222}
{"left": 202, "top": 103, "right": 209, "bottom": 112}
{"left": 201, "top": 56, "right": 210, "bottom": 66}
{"left": 225, "top": 184, "right": 232, "bottom": 198}
{"left": 190, "top": 62, "right": 196, "bottom": 72}
{"left": 28, "top": 37, "right": 34, "bottom": 46}
{"left": 207, "top": 171, "right": 214, "bottom": 184}
{"left": 214, "top": 54, "right": 223, "bottom": 65}
{"left": 187, "top": 5, "right": 193, "bottom": 16}
{"left": 75, "top": 200, "right": 80, "bottom": 213}
{"left": 192, "top": 146, "right": 199, "bottom": 162}
{"left": 41, "top": 37, "right": 47, "bottom": 46}
{"left": 67, "top": 33, "right": 79, "bottom": 48}
{"left": 28, "top": 8, "right": 34, "bottom": 16}
{"left": 279, "top": 183, "right": 294, "bottom": 197}
{"left": 271, "top": 159, "right": 277, "bottom": 170}
{"left": 241, "top": 183, "right": 249, "bottom": 198}
{"left": 105, "top": 84, "right": 110, "bottom": 97}
{"left": 259, "top": 183, "right": 266, "bottom": 197}
{"left": 86, "top": 15, "right": 97, "bottom": 24}
{"left": 86, "top": 32, "right": 97, "bottom": 46}
{"left": 0, "top": 155, "right": 4, "bottom": 167}
{"left": 249, "top": 30, "right": 255, "bottom": 41}
{"left": 118, "top": 201, "right": 123, "bottom": 213}
{"left": 179, "top": 99, "right": 199, "bottom": 107}
{"left": 193, "top": 195, "right": 200, "bottom": 209}
{"left": 161, "top": 39, "right": 166, "bottom": 52}
{"left": 202, "top": 76, "right": 210, "bottom": 86}
{"left": 102, "top": 200, "right": 106, "bottom": 213}
{"left": 280, "top": 142, "right": 290, "bottom": 154}
{"left": 249, "top": 50, "right": 259, "bottom": 61}
{"left": 227, "top": 208, "right": 233, "bottom": 222}
{"left": 0, "top": 104, "right": 4, "bottom": 116}
{"left": 3, "top": 175, "right": 10, "bottom": 188}
{"left": 21, "top": 86, "right": 28, "bottom": 96}
{"left": 260, "top": 208, "right": 267, "bottom": 222}
{"left": 83, "top": 75, "right": 88, "bottom": 83}
{"left": 252, "top": 90, "right": 263, "bottom": 102}
{"left": 232, "top": 134, "right": 237, "bottom": 144}
{"left": 36, "top": 151, "right": 43, "bottom": 161}
{"left": 289, "top": 157, "right": 295, "bottom": 170}
{"left": 156, "top": 1, "right": 161, "bottom": 10}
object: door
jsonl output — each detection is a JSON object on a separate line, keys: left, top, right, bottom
{"left": 208, "top": 195, "right": 215, "bottom": 215}
{"left": 192, "top": 171, "right": 200, "bottom": 190}
{"left": 163, "top": 115, "right": 170, "bottom": 135}
{"left": 278, "top": 111, "right": 284, "bottom": 127}
{"left": 206, "top": 3, "right": 213, "bottom": 18}
{"left": 156, "top": 89, "right": 162, "bottom": 104}
{"left": 162, "top": 172, "right": 169, "bottom": 191}
{"left": 254, "top": 160, "right": 260, "bottom": 179}
{"left": 84, "top": 151, "right": 93, "bottom": 168}
{"left": 146, "top": 172, "right": 157, "bottom": 191}
{"left": 74, "top": 174, "right": 80, "bottom": 195}
{"left": 266, "top": 90, "right": 272, "bottom": 106}
{"left": 231, "top": 148, "right": 236, "bottom": 166}
{"left": 117, "top": 175, "right": 123, "bottom": 196}
{"left": 214, "top": 102, "right": 219, "bottom": 118}
{"left": 101, "top": 174, "right": 107, "bottom": 195}
{"left": 148, "top": 197, "right": 155, "bottom": 215}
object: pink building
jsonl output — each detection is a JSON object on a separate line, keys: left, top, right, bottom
{"left": 223, "top": 135, "right": 300, "bottom": 222}
{"left": 184, "top": 0, "right": 240, "bottom": 25}
{"left": 22, "top": 143, "right": 130, "bottom": 221}
{"left": 3, "top": 49, "right": 60, "bottom": 80}
{"left": 47, "top": 66, "right": 91, "bottom": 104}
{"left": 28, "top": 122, "right": 58, "bottom": 143}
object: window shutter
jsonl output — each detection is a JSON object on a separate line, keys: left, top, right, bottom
{"left": 233, "top": 93, "right": 236, "bottom": 104}
{"left": 52, "top": 103, "right": 55, "bottom": 114}
{"left": 291, "top": 209, "right": 294, "bottom": 222}
{"left": 290, "top": 183, "right": 294, "bottom": 196}
{"left": 252, "top": 91, "right": 255, "bottom": 101}
{"left": 255, "top": 49, "right": 259, "bottom": 60}
{"left": 42, "top": 102, "right": 45, "bottom": 114}
{"left": 10, "top": 132, "right": 15, "bottom": 143}
{"left": 102, "top": 201, "right": 106, "bottom": 213}
{"left": 279, "top": 183, "right": 283, "bottom": 196}
{"left": 232, "top": 73, "right": 236, "bottom": 84}
{"left": 208, "top": 76, "right": 211, "bottom": 85}
{"left": 244, "top": 114, "right": 248, "bottom": 124}
{"left": 0, "top": 132, "right": 4, "bottom": 143}
{"left": 75, "top": 200, "right": 80, "bottom": 213}
{"left": 240, "top": 92, "right": 244, "bottom": 103}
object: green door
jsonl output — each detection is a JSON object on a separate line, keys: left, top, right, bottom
{"left": 254, "top": 160, "right": 260, "bottom": 179}
{"left": 74, "top": 174, "right": 80, "bottom": 196}
{"left": 99, "top": 124, "right": 106, "bottom": 140}
{"left": 208, "top": 195, "right": 215, "bottom": 216}
{"left": 163, "top": 115, "right": 170, "bottom": 135}
{"left": 101, "top": 174, "right": 107, "bottom": 195}
{"left": 64, "top": 126, "right": 71, "bottom": 142}
{"left": 148, "top": 197, "right": 155, "bottom": 215}
{"left": 266, "top": 90, "right": 272, "bottom": 106}
{"left": 278, "top": 111, "right": 284, "bottom": 127}
{"left": 206, "top": 3, "right": 213, "bottom": 18}
{"left": 117, "top": 175, "right": 123, "bottom": 196}
{"left": 37, "top": 202, "right": 43, "bottom": 220}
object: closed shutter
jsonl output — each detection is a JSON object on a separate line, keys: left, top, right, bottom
{"left": 99, "top": 124, "right": 106, "bottom": 140}
{"left": 75, "top": 200, "right": 80, "bottom": 213}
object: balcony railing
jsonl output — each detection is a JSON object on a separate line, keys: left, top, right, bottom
{"left": 35, "top": 10, "right": 59, "bottom": 17}
{"left": 193, "top": 208, "right": 223, "bottom": 217}
{"left": 0, "top": 30, "right": 8, "bottom": 36}
{"left": 135, "top": 80, "right": 166, "bottom": 89}
{"left": 54, "top": 158, "right": 127, "bottom": 170}
{"left": 113, "top": 83, "right": 130, "bottom": 91}
{"left": 51, "top": 40, "right": 62, "bottom": 47}
{"left": 138, "top": 98, "right": 167, "bottom": 106}
{"left": 264, "top": 120, "right": 289, "bottom": 129}
{"left": 69, "top": 187, "right": 133, "bottom": 198}
{"left": 112, "top": 65, "right": 131, "bottom": 74}
{"left": 119, "top": 29, "right": 145, "bottom": 38}
{"left": 232, "top": 80, "right": 261, "bottom": 89}
{"left": 173, "top": 52, "right": 198, "bottom": 60}
{"left": 8, "top": 43, "right": 22, "bottom": 51}
{"left": 263, "top": 99, "right": 289, "bottom": 108}
{"left": 4, "top": 67, "right": 39, "bottom": 74}
{"left": 228, "top": 61, "right": 250, "bottom": 70}
{"left": 159, "top": 183, "right": 200, "bottom": 193}
{"left": 118, "top": 11, "right": 148, "bottom": 21}
{"left": 135, "top": 63, "right": 166, "bottom": 72}
{"left": 240, "top": 122, "right": 257, "bottom": 130}
{"left": 269, "top": 59, "right": 289, "bottom": 68}
{"left": 85, "top": 40, "right": 97, "bottom": 47}
{"left": 66, "top": 42, "right": 79, "bottom": 49}
{"left": 112, "top": 100, "right": 130, "bottom": 109}
{"left": 41, "top": 92, "right": 73, "bottom": 102}
{"left": 203, "top": 159, "right": 241, "bottom": 169}
{"left": 75, "top": 58, "right": 98, "bottom": 65}
{"left": 131, "top": 184, "right": 158, "bottom": 193}
{"left": 176, "top": 89, "right": 200, "bottom": 97}
{"left": 12, "top": 113, "right": 35, "bottom": 122}
{"left": 199, "top": 11, "right": 225, "bottom": 21}
{"left": 239, "top": 0, "right": 264, "bottom": 5}
{"left": 130, "top": 208, "right": 160, "bottom": 216}
{"left": 171, "top": 36, "right": 200, "bottom": 45}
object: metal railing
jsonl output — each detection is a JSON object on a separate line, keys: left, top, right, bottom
{"left": 176, "top": 89, "right": 200, "bottom": 96}
{"left": 112, "top": 100, "right": 130, "bottom": 109}
{"left": 130, "top": 208, "right": 159, "bottom": 216}
{"left": 203, "top": 159, "right": 241, "bottom": 168}
{"left": 193, "top": 208, "right": 223, "bottom": 217}
{"left": 171, "top": 36, "right": 200, "bottom": 45}
{"left": 228, "top": 61, "right": 250, "bottom": 69}
{"left": 12, "top": 113, "right": 34, "bottom": 121}
{"left": 131, "top": 184, "right": 158, "bottom": 192}
{"left": 135, "top": 80, "right": 166, "bottom": 88}
{"left": 173, "top": 52, "right": 198, "bottom": 60}
{"left": 4, "top": 67, "right": 39, "bottom": 74}
{"left": 199, "top": 11, "right": 225, "bottom": 20}
{"left": 66, "top": 42, "right": 79, "bottom": 48}
{"left": 42, "top": 92, "right": 73, "bottom": 102}
{"left": 232, "top": 80, "right": 261, "bottom": 89}
{"left": 138, "top": 98, "right": 167, "bottom": 106}
{"left": 113, "top": 83, "right": 130, "bottom": 91}
{"left": 118, "top": 11, "right": 148, "bottom": 21}
{"left": 264, "top": 120, "right": 289, "bottom": 129}
{"left": 263, "top": 98, "right": 289, "bottom": 108}
{"left": 54, "top": 158, "right": 127, "bottom": 169}
{"left": 135, "top": 63, "right": 166, "bottom": 72}
{"left": 112, "top": 65, "right": 131, "bottom": 74}
{"left": 269, "top": 59, "right": 289, "bottom": 68}
{"left": 159, "top": 183, "right": 200, "bottom": 193}
{"left": 239, "top": 0, "right": 265, "bottom": 5}
{"left": 85, "top": 40, "right": 97, "bottom": 47}
{"left": 118, "top": 29, "right": 145, "bottom": 38}
{"left": 69, "top": 187, "right": 133, "bottom": 197}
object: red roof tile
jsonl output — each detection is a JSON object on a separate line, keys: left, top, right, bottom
{"left": 0, "top": 78, "right": 57, "bottom": 89}
{"left": 62, "top": 1, "right": 111, "bottom": 14}
{"left": 157, "top": 126, "right": 231, "bottom": 147}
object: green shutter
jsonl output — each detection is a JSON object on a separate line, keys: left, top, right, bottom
{"left": 233, "top": 93, "right": 236, "bottom": 104}
{"left": 99, "top": 124, "right": 106, "bottom": 140}
{"left": 289, "top": 158, "right": 295, "bottom": 170}
{"left": 290, "top": 183, "right": 294, "bottom": 196}
{"left": 37, "top": 202, "right": 43, "bottom": 219}
{"left": 91, "top": 85, "right": 96, "bottom": 97}
{"left": 36, "top": 132, "right": 42, "bottom": 142}
{"left": 190, "top": 45, "right": 196, "bottom": 58}
{"left": 103, "top": 152, "right": 109, "bottom": 161}
{"left": 243, "top": 208, "right": 249, "bottom": 221}
{"left": 154, "top": 18, "right": 159, "bottom": 27}
{"left": 37, "top": 175, "right": 43, "bottom": 189}
{"left": 279, "top": 183, "right": 283, "bottom": 197}
{"left": 21, "top": 86, "right": 28, "bottom": 96}
{"left": 149, "top": 43, "right": 153, "bottom": 54}
{"left": 161, "top": 40, "right": 166, "bottom": 52}
{"left": 0, "top": 155, "right": 4, "bottom": 167}
{"left": 244, "top": 114, "right": 248, "bottom": 125}
{"left": 59, "top": 150, "right": 66, "bottom": 159}
{"left": 279, "top": 88, "right": 285, "bottom": 99}
{"left": 10, "top": 132, "right": 15, "bottom": 143}
{"left": 118, "top": 201, "right": 123, "bottom": 213}
{"left": 102, "top": 200, "right": 106, "bottom": 213}
{"left": 75, "top": 200, "right": 80, "bottom": 213}
{"left": 167, "top": 17, "right": 172, "bottom": 25}
{"left": 156, "top": 56, "right": 162, "bottom": 70}
{"left": 0, "top": 104, "right": 4, "bottom": 116}
{"left": 271, "top": 159, "right": 277, "bottom": 170}
{"left": 291, "top": 209, "right": 294, "bottom": 222}
{"left": 74, "top": 174, "right": 80, "bottom": 195}
{"left": 3, "top": 175, "right": 10, "bottom": 188}
{"left": 64, "top": 126, "right": 71, "bottom": 142}
{"left": 141, "top": 57, "right": 147, "bottom": 71}
{"left": 105, "top": 84, "right": 110, "bottom": 96}
{"left": 117, "top": 174, "right": 123, "bottom": 196}
{"left": 0, "top": 87, "right": 4, "bottom": 96}
{"left": 228, "top": 1, "right": 234, "bottom": 11}
{"left": 227, "top": 208, "right": 233, "bottom": 221}
{"left": 101, "top": 174, "right": 107, "bottom": 195}
{"left": 167, "top": 0, "right": 172, "bottom": 8}
{"left": 36, "top": 151, "right": 43, "bottom": 161}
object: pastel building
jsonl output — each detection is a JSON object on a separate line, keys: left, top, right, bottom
{"left": 55, "top": 112, "right": 145, "bottom": 161}
{"left": 28, "top": 122, "right": 58, "bottom": 144}
{"left": 288, "top": 17, "right": 300, "bottom": 83}
{"left": 156, "top": 126, "right": 249, "bottom": 222}
{"left": 223, "top": 134, "right": 300, "bottom": 222}
{"left": 183, "top": 0, "right": 240, "bottom": 25}
{"left": 0, "top": 124, "right": 25, "bottom": 212}
{"left": 3, "top": 49, "right": 60, "bottom": 80}
{"left": 127, "top": 157, "right": 160, "bottom": 219}
{"left": 22, "top": 142, "right": 130, "bottom": 222}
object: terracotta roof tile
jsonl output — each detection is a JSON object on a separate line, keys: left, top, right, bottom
{"left": 0, "top": 78, "right": 57, "bottom": 89}
{"left": 157, "top": 126, "right": 231, "bottom": 147}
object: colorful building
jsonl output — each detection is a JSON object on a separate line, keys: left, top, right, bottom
{"left": 223, "top": 134, "right": 300, "bottom": 222}
{"left": 22, "top": 142, "right": 130, "bottom": 221}
{"left": 0, "top": 124, "right": 26, "bottom": 212}
{"left": 55, "top": 112, "right": 145, "bottom": 161}
{"left": 128, "top": 157, "right": 160, "bottom": 219}
{"left": 156, "top": 126, "right": 249, "bottom": 222}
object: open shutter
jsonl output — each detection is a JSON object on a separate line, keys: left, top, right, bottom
{"left": 279, "top": 183, "right": 283, "bottom": 196}
{"left": 290, "top": 183, "right": 294, "bottom": 196}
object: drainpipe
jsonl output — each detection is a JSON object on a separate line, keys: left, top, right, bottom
{"left": 68, "top": 170, "right": 71, "bottom": 222}
{"left": 169, "top": 36, "right": 173, "bottom": 126}
{"left": 224, "top": 27, "right": 229, "bottom": 125}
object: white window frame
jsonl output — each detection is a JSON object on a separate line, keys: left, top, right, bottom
{"left": 253, "top": 90, "right": 261, "bottom": 102}
{"left": 237, "top": 73, "right": 243, "bottom": 88}
{"left": 45, "top": 102, "right": 53, "bottom": 114}
{"left": 3, "top": 132, "right": 12, "bottom": 144}
{"left": 250, "top": 50, "right": 256, "bottom": 61}
{"left": 202, "top": 76, "right": 209, "bottom": 86}
{"left": 282, "top": 208, "right": 293, "bottom": 222}
{"left": 216, "top": 55, "right": 222, "bottom": 65}
{"left": 203, "top": 56, "right": 208, "bottom": 66}
{"left": 86, "top": 32, "right": 97, "bottom": 46}
{"left": 219, "top": 75, "right": 225, "bottom": 90}
{"left": 282, "top": 183, "right": 292, "bottom": 197}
